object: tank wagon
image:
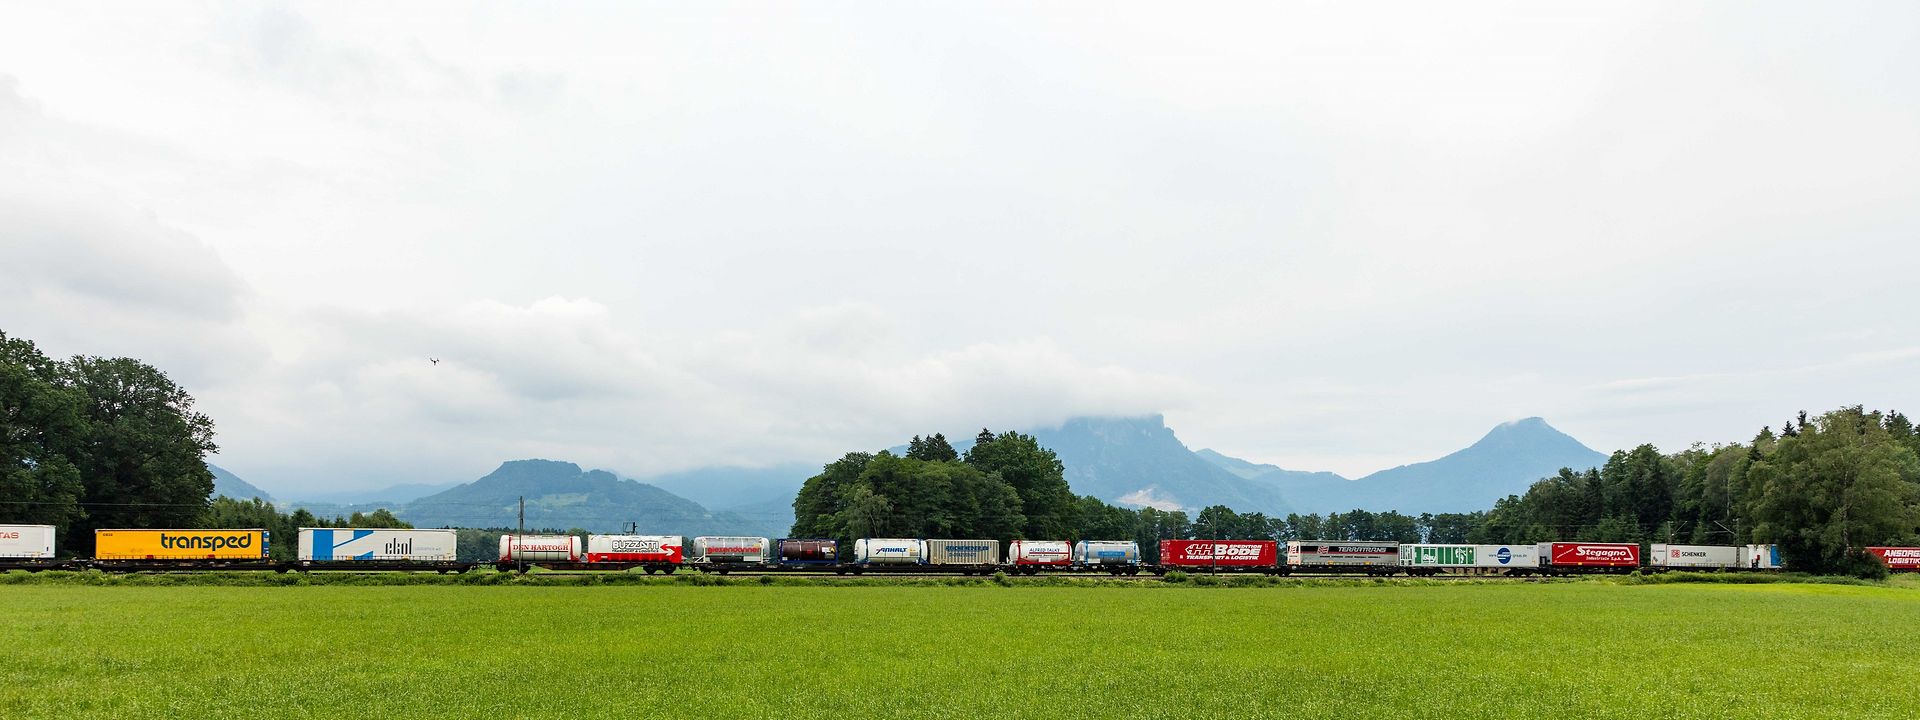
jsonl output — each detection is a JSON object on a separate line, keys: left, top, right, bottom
{"left": 1155, "top": 539, "right": 1280, "bottom": 574}
{"left": 1008, "top": 540, "right": 1071, "bottom": 574}
{"left": 1072, "top": 540, "right": 1141, "bottom": 574}
{"left": 688, "top": 536, "right": 772, "bottom": 573}
{"left": 297, "top": 528, "right": 466, "bottom": 572}
{"left": 852, "top": 538, "right": 926, "bottom": 570}
{"left": 1399, "top": 543, "right": 1540, "bottom": 576}
{"left": 499, "top": 534, "right": 584, "bottom": 565}
{"left": 777, "top": 538, "right": 839, "bottom": 566}
{"left": 92, "top": 529, "right": 274, "bottom": 571}
{"left": 1286, "top": 540, "right": 1399, "bottom": 575}
{"left": 0, "top": 525, "right": 67, "bottom": 571}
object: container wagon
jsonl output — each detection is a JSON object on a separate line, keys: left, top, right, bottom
{"left": 1399, "top": 543, "right": 1540, "bottom": 576}
{"left": 1537, "top": 542, "right": 1640, "bottom": 574}
{"left": 1156, "top": 539, "right": 1279, "bottom": 574}
{"left": 1648, "top": 544, "right": 1741, "bottom": 571}
{"left": 297, "top": 528, "right": 466, "bottom": 572}
{"left": 0, "top": 524, "right": 64, "bottom": 571}
{"left": 92, "top": 528, "right": 273, "bottom": 571}
{"left": 1073, "top": 540, "right": 1141, "bottom": 574}
{"left": 1286, "top": 540, "right": 1400, "bottom": 576}
{"left": 1007, "top": 540, "right": 1071, "bottom": 574}
{"left": 1866, "top": 546, "right": 1920, "bottom": 572}
{"left": 689, "top": 536, "right": 771, "bottom": 573}
{"left": 926, "top": 539, "right": 1001, "bottom": 574}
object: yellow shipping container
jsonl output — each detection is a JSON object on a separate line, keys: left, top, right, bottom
{"left": 94, "top": 529, "right": 269, "bottom": 560}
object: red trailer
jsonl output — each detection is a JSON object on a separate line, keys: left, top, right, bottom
{"left": 1157, "top": 540, "right": 1280, "bottom": 573}
{"left": 1539, "top": 542, "right": 1641, "bottom": 573}
{"left": 1866, "top": 547, "right": 1920, "bottom": 572}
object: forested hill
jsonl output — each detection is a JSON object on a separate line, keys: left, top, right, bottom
{"left": 208, "top": 463, "right": 273, "bottom": 502}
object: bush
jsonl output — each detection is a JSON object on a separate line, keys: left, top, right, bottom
{"left": 1162, "top": 570, "right": 1189, "bottom": 584}
{"left": 1192, "top": 574, "right": 1219, "bottom": 587}
{"left": 1841, "top": 549, "right": 1892, "bottom": 581}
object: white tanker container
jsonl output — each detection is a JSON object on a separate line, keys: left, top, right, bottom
{"left": 0, "top": 525, "right": 56, "bottom": 559}
{"left": 498, "top": 534, "right": 583, "bottom": 562}
{"left": 691, "top": 536, "right": 771, "bottom": 564}
{"left": 1650, "top": 544, "right": 1740, "bottom": 570}
{"left": 1073, "top": 540, "right": 1141, "bottom": 567}
{"left": 1009, "top": 540, "right": 1071, "bottom": 567}
{"left": 299, "top": 528, "right": 458, "bottom": 562}
{"left": 853, "top": 538, "right": 925, "bottom": 565}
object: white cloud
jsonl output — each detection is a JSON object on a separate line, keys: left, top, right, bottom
{"left": 2, "top": 2, "right": 1917, "bottom": 489}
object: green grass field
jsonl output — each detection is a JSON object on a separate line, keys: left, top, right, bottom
{"left": 3, "top": 581, "right": 1916, "bottom": 719}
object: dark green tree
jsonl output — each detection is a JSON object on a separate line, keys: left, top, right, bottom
{"left": 0, "top": 332, "right": 87, "bottom": 537}
{"left": 64, "top": 355, "right": 218, "bottom": 553}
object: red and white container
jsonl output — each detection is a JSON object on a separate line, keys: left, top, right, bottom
{"left": 498, "top": 534, "right": 583, "bottom": 563}
{"left": 1866, "top": 547, "right": 1920, "bottom": 571}
{"left": 1539, "top": 542, "right": 1640, "bottom": 569}
{"left": 1009, "top": 540, "right": 1072, "bottom": 567}
{"left": 587, "top": 534, "right": 685, "bottom": 564}
{"left": 1158, "top": 540, "right": 1278, "bottom": 569}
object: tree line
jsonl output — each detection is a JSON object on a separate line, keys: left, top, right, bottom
{"left": 1469, "top": 406, "right": 1919, "bottom": 575}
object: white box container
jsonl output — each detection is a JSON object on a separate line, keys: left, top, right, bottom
{"left": 691, "top": 536, "right": 771, "bottom": 564}
{"left": 926, "top": 539, "right": 1000, "bottom": 566}
{"left": 1400, "top": 544, "right": 1539, "bottom": 569}
{"left": 0, "top": 524, "right": 56, "bottom": 559}
{"left": 1650, "top": 544, "right": 1740, "bottom": 569}
{"left": 1740, "top": 544, "right": 1782, "bottom": 570}
{"left": 853, "top": 538, "right": 925, "bottom": 565}
{"left": 299, "top": 528, "right": 458, "bottom": 562}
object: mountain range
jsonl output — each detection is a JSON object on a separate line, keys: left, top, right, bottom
{"left": 213, "top": 414, "right": 1613, "bottom": 535}
{"left": 1195, "top": 417, "right": 1609, "bottom": 515}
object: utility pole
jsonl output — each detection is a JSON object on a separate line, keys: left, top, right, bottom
{"left": 517, "top": 495, "right": 525, "bottom": 574}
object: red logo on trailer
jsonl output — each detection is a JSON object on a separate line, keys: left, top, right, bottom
{"left": 1547, "top": 542, "right": 1639, "bottom": 567}
{"left": 1158, "top": 540, "right": 1278, "bottom": 567}
{"left": 1866, "top": 547, "right": 1920, "bottom": 571}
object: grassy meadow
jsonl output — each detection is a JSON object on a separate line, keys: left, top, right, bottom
{"left": 2, "top": 580, "right": 1915, "bottom": 719}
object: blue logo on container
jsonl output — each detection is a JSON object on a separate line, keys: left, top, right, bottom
{"left": 1495, "top": 547, "right": 1512, "bottom": 564}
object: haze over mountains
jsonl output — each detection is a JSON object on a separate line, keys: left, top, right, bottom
{"left": 1197, "top": 417, "right": 1610, "bottom": 515}
{"left": 215, "top": 415, "right": 1612, "bottom": 536}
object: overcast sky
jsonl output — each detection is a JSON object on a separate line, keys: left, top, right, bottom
{"left": 3, "top": 2, "right": 1916, "bottom": 494}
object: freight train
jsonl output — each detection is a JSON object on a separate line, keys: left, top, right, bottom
{"left": 4, "top": 524, "right": 1918, "bottom": 576}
